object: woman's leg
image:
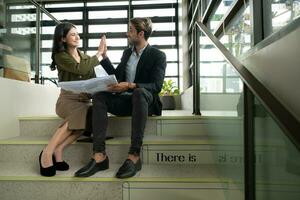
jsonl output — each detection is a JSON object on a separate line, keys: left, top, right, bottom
{"left": 41, "top": 122, "right": 72, "bottom": 167}
{"left": 54, "top": 130, "right": 82, "bottom": 162}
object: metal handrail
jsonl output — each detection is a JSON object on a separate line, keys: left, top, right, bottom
{"left": 27, "top": 0, "right": 60, "bottom": 84}
{"left": 30, "top": 77, "right": 58, "bottom": 86}
{"left": 213, "top": 0, "right": 249, "bottom": 38}
{"left": 193, "top": 20, "right": 300, "bottom": 150}
{"left": 201, "top": 0, "right": 221, "bottom": 25}
{"left": 28, "top": 0, "right": 61, "bottom": 24}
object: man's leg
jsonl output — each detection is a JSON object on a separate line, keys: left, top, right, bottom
{"left": 75, "top": 92, "right": 111, "bottom": 177}
{"left": 92, "top": 92, "right": 110, "bottom": 154}
{"left": 130, "top": 88, "right": 154, "bottom": 155}
{"left": 116, "top": 88, "right": 153, "bottom": 178}
{"left": 92, "top": 89, "right": 152, "bottom": 155}
{"left": 75, "top": 92, "right": 132, "bottom": 177}
{"left": 92, "top": 92, "right": 132, "bottom": 153}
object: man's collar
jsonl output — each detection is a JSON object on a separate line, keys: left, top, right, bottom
{"left": 131, "top": 44, "right": 148, "bottom": 56}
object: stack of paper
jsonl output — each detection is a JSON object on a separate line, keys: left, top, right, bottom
{"left": 58, "top": 74, "right": 117, "bottom": 94}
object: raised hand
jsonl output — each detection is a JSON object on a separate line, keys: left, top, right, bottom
{"left": 102, "top": 35, "right": 108, "bottom": 58}
{"left": 96, "top": 35, "right": 107, "bottom": 58}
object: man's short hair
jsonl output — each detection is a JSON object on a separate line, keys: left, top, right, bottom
{"left": 130, "top": 17, "right": 152, "bottom": 40}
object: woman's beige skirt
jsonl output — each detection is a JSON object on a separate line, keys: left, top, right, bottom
{"left": 56, "top": 89, "right": 92, "bottom": 130}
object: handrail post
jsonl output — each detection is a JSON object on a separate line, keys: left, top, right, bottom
{"left": 193, "top": 25, "right": 201, "bottom": 115}
{"left": 192, "top": 27, "right": 196, "bottom": 113}
{"left": 34, "top": 5, "right": 41, "bottom": 84}
{"left": 244, "top": 84, "right": 255, "bottom": 200}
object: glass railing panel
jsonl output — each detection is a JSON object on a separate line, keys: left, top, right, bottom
{"left": 254, "top": 97, "right": 300, "bottom": 200}
{"left": 0, "top": 0, "right": 36, "bottom": 82}
{"left": 40, "top": 10, "right": 60, "bottom": 86}
{"left": 197, "top": 30, "right": 244, "bottom": 199}
{"left": 208, "top": 0, "right": 235, "bottom": 32}
{"left": 220, "top": 3, "right": 251, "bottom": 58}
{"left": 199, "top": 32, "right": 243, "bottom": 114}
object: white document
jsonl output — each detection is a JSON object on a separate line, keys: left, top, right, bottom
{"left": 58, "top": 74, "right": 117, "bottom": 94}
{"left": 94, "top": 65, "right": 108, "bottom": 77}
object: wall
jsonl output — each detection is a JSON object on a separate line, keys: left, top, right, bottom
{"left": 181, "top": 0, "right": 190, "bottom": 90}
{"left": 242, "top": 27, "right": 300, "bottom": 121}
{"left": 0, "top": 78, "right": 59, "bottom": 139}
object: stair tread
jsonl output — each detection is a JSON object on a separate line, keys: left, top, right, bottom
{"left": 0, "top": 135, "right": 245, "bottom": 145}
{"left": 0, "top": 161, "right": 299, "bottom": 185}
{"left": 0, "top": 161, "right": 228, "bottom": 182}
{"left": 18, "top": 110, "right": 239, "bottom": 121}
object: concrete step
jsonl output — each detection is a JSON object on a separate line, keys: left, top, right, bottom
{"left": 0, "top": 135, "right": 282, "bottom": 166}
{"left": 18, "top": 111, "right": 241, "bottom": 137}
{"left": 0, "top": 161, "right": 239, "bottom": 200}
{"left": 0, "top": 161, "right": 299, "bottom": 200}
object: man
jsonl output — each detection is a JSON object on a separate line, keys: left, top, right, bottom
{"left": 75, "top": 17, "right": 166, "bottom": 178}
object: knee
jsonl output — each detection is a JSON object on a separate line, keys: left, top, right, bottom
{"left": 132, "top": 88, "right": 152, "bottom": 105}
{"left": 132, "top": 88, "right": 147, "bottom": 100}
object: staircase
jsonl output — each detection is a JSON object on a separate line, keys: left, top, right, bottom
{"left": 0, "top": 110, "right": 249, "bottom": 200}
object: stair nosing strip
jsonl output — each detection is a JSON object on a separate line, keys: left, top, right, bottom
{"left": 0, "top": 176, "right": 231, "bottom": 183}
{"left": 0, "top": 139, "right": 246, "bottom": 146}
{"left": 18, "top": 115, "right": 240, "bottom": 121}
{"left": 0, "top": 138, "right": 283, "bottom": 147}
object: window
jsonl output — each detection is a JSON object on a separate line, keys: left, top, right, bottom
{"left": 188, "top": 0, "right": 246, "bottom": 94}
{"left": 4, "top": 1, "right": 179, "bottom": 86}
{"left": 209, "top": 0, "right": 235, "bottom": 32}
{"left": 6, "top": 0, "right": 179, "bottom": 87}
{"left": 267, "top": 0, "right": 300, "bottom": 35}
{"left": 131, "top": 0, "right": 179, "bottom": 86}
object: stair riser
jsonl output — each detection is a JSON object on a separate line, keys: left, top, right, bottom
{"left": 142, "top": 144, "right": 281, "bottom": 166}
{"left": 0, "top": 143, "right": 282, "bottom": 166}
{"left": 19, "top": 119, "right": 157, "bottom": 137}
{"left": 0, "top": 181, "right": 245, "bottom": 200}
{"left": 19, "top": 118, "right": 242, "bottom": 137}
{"left": 123, "top": 182, "right": 244, "bottom": 200}
{"left": 123, "top": 182, "right": 300, "bottom": 200}
{"left": 1, "top": 179, "right": 298, "bottom": 200}
{"left": 0, "top": 144, "right": 129, "bottom": 165}
{"left": 256, "top": 185, "right": 300, "bottom": 200}
{"left": 0, "top": 181, "right": 121, "bottom": 200}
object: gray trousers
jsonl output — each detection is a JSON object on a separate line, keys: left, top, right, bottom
{"left": 92, "top": 88, "right": 154, "bottom": 155}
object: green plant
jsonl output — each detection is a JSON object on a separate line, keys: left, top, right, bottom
{"left": 159, "top": 80, "right": 180, "bottom": 96}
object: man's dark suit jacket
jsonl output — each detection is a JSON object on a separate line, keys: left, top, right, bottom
{"left": 100, "top": 44, "right": 166, "bottom": 116}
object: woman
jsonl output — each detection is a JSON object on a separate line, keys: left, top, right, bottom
{"left": 39, "top": 22, "right": 106, "bottom": 176}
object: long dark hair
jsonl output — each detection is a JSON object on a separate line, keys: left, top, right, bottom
{"left": 49, "top": 22, "right": 76, "bottom": 71}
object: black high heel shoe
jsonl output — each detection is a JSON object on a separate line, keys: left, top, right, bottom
{"left": 39, "top": 151, "right": 56, "bottom": 177}
{"left": 52, "top": 155, "right": 69, "bottom": 171}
